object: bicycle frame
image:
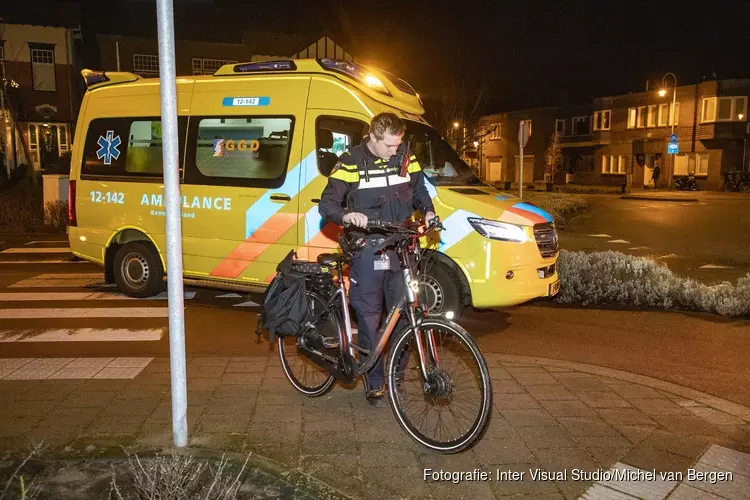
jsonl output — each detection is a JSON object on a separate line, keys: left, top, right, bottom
{"left": 312, "top": 232, "right": 439, "bottom": 383}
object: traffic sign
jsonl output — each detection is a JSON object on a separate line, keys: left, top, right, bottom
{"left": 518, "top": 120, "right": 531, "bottom": 147}
{"left": 669, "top": 133, "right": 678, "bottom": 143}
{"left": 668, "top": 143, "right": 679, "bottom": 154}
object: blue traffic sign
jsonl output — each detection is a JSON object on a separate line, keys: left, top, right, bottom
{"left": 670, "top": 133, "right": 678, "bottom": 143}
{"left": 668, "top": 143, "right": 679, "bottom": 154}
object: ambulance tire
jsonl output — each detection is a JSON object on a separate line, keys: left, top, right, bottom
{"left": 420, "top": 259, "right": 464, "bottom": 319}
{"left": 113, "top": 241, "right": 165, "bottom": 298}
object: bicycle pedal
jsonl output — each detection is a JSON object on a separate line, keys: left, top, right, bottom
{"left": 321, "top": 337, "right": 339, "bottom": 349}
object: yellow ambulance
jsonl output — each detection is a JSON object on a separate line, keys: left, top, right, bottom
{"left": 67, "top": 58, "right": 559, "bottom": 317}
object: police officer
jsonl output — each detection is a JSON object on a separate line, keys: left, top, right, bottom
{"left": 318, "top": 112, "right": 436, "bottom": 407}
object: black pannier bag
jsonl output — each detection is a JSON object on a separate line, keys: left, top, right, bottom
{"left": 257, "top": 250, "right": 309, "bottom": 342}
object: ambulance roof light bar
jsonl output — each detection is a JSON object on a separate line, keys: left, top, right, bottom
{"left": 318, "top": 58, "right": 392, "bottom": 97}
{"left": 230, "top": 60, "right": 297, "bottom": 73}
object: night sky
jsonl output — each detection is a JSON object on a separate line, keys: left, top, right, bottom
{"left": 72, "top": 0, "right": 750, "bottom": 114}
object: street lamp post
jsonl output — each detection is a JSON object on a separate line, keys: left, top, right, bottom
{"left": 659, "top": 72, "right": 677, "bottom": 189}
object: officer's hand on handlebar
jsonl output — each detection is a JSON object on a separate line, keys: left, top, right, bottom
{"left": 342, "top": 212, "right": 368, "bottom": 228}
{"left": 425, "top": 211, "right": 437, "bottom": 226}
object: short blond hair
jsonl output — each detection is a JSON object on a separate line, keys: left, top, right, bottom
{"left": 369, "top": 112, "right": 406, "bottom": 140}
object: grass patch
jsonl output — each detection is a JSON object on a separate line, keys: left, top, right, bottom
{"left": 557, "top": 250, "right": 750, "bottom": 317}
{"left": 553, "top": 184, "right": 626, "bottom": 194}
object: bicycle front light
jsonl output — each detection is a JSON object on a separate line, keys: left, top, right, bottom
{"left": 408, "top": 280, "right": 420, "bottom": 294}
{"left": 468, "top": 218, "right": 528, "bottom": 243}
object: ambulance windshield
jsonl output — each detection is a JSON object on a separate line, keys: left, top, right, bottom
{"left": 404, "top": 120, "right": 481, "bottom": 187}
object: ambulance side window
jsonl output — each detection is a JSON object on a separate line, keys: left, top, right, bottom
{"left": 315, "top": 117, "right": 368, "bottom": 177}
{"left": 185, "top": 116, "right": 294, "bottom": 188}
{"left": 81, "top": 117, "right": 186, "bottom": 180}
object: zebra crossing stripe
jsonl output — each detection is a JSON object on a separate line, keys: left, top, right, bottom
{"left": 0, "top": 292, "right": 195, "bottom": 301}
{"left": 0, "top": 357, "right": 153, "bottom": 380}
{"left": 0, "top": 328, "right": 164, "bottom": 342}
{"left": 0, "top": 247, "right": 71, "bottom": 254}
{"left": 0, "top": 307, "right": 169, "bottom": 319}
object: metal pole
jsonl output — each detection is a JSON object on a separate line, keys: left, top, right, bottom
{"left": 519, "top": 144, "right": 524, "bottom": 200}
{"left": 116, "top": 41, "right": 121, "bottom": 72}
{"left": 666, "top": 73, "right": 677, "bottom": 190}
{"left": 155, "top": 0, "right": 188, "bottom": 447}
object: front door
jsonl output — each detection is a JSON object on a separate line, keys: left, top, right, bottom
{"left": 514, "top": 155, "right": 535, "bottom": 184}
{"left": 297, "top": 111, "right": 370, "bottom": 263}
{"left": 488, "top": 159, "right": 502, "bottom": 183}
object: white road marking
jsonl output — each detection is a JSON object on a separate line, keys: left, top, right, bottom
{"left": 699, "top": 264, "right": 733, "bottom": 269}
{"left": 608, "top": 239, "right": 630, "bottom": 244}
{"left": 0, "top": 328, "right": 164, "bottom": 342}
{"left": 233, "top": 300, "right": 260, "bottom": 307}
{"left": 0, "top": 247, "right": 70, "bottom": 254}
{"left": 0, "top": 357, "right": 153, "bottom": 380}
{"left": 580, "top": 462, "right": 678, "bottom": 499}
{"left": 9, "top": 278, "right": 107, "bottom": 288}
{"left": 0, "top": 291, "right": 195, "bottom": 301}
{"left": 0, "top": 307, "right": 169, "bottom": 319}
{"left": 217, "top": 293, "right": 243, "bottom": 298}
{"left": 24, "top": 240, "right": 69, "bottom": 246}
{"left": 147, "top": 291, "right": 197, "bottom": 300}
{"left": 588, "top": 234, "right": 612, "bottom": 238}
{"left": 34, "top": 273, "right": 101, "bottom": 278}
{"left": 629, "top": 246, "right": 651, "bottom": 250}
{"left": 659, "top": 254, "right": 680, "bottom": 259}
{"left": 0, "top": 260, "right": 87, "bottom": 264}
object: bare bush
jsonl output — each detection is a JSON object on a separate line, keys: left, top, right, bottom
{"left": 0, "top": 178, "right": 44, "bottom": 232}
{"left": 44, "top": 200, "right": 68, "bottom": 230}
{"left": 0, "top": 442, "right": 47, "bottom": 500}
{"left": 557, "top": 250, "right": 750, "bottom": 317}
{"left": 109, "top": 452, "right": 249, "bottom": 500}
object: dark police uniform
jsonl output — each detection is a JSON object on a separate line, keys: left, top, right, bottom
{"left": 318, "top": 138, "right": 435, "bottom": 394}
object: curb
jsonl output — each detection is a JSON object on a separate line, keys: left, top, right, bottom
{"left": 494, "top": 354, "right": 750, "bottom": 422}
{"left": 619, "top": 195, "right": 699, "bottom": 202}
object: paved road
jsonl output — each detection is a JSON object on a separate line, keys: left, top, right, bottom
{"left": 559, "top": 192, "right": 750, "bottom": 284}
{"left": 1, "top": 236, "right": 750, "bottom": 499}
{"left": 1, "top": 235, "right": 748, "bottom": 407}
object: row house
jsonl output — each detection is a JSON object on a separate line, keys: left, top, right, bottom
{"left": 1, "top": 1, "right": 82, "bottom": 175}
{"left": 477, "top": 79, "right": 750, "bottom": 190}
{"left": 96, "top": 32, "right": 354, "bottom": 78}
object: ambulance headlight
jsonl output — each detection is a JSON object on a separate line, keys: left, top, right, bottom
{"left": 468, "top": 218, "right": 528, "bottom": 243}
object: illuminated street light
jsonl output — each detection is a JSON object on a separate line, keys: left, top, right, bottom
{"left": 453, "top": 121, "right": 459, "bottom": 128}
{"left": 473, "top": 140, "right": 479, "bottom": 148}
{"left": 659, "top": 72, "right": 678, "bottom": 190}
{"left": 740, "top": 113, "right": 745, "bottom": 120}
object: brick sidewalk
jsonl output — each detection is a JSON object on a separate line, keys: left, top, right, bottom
{"left": 2, "top": 353, "right": 749, "bottom": 499}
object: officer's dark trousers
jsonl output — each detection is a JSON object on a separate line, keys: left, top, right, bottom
{"left": 348, "top": 245, "right": 406, "bottom": 391}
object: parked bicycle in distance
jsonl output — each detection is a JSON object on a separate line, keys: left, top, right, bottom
{"left": 723, "top": 171, "right": 750, "bottom": 193}
{"left": 265, "top": 216, "right": 493, "bottom": 454}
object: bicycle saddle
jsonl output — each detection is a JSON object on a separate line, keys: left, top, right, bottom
{"left": 317, "top": 253, "right": 347, "bottom": 266}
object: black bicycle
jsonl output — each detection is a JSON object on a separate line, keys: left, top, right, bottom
{"left": 276, "top": 217, "right": 492, "bottom": 454}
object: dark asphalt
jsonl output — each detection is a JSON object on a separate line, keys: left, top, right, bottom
{"left": 560, "top": 192, "right": 750, "bottom": 284}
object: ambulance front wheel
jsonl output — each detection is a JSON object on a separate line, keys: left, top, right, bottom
{"left": 419, "top": 259, "right": 464, "bottom": 319}
{"left": 113, "top": 241, "right": 165, "bottom": 298}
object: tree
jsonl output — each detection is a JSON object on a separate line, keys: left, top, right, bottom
{"left": 545, "top": 131, "right": 563, "bottom": 182}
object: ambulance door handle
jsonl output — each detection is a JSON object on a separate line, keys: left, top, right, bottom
{"left": 311, "top": 198, "right": 321, "bottom": 203}
{"left": 270, "top": 194, "right": 291, "bottom": 202}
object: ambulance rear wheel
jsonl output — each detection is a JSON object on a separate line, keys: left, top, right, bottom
{"left": 419, "top": 260, "right": 464, "bottom": 319}
{"left": 113, "top": 241, "right": 165, "bottom": 298}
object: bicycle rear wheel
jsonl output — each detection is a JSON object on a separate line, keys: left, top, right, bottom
{"left": 386, "top": 317, "right": 492, "bottom": 454}
{"left": 278, "top": 292, "right": 337, "bottom": 397}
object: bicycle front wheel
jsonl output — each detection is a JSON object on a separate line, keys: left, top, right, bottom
{"left": 386, "top": 317, "right": 492, "bottom": 454}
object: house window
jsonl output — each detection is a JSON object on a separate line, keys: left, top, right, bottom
{"left": 555, "top": 119, "right": 565, "bottom": 136}
{"left": 593, "top": 110, "right": 611, "bottom": 131}
{"left": 133, "top": 54, "right": 160, "bottom": 75}
{"left": 647, "top": 105, "right": 657, "bottom": 127}
{"left": 627, "top": 108, "right": 636, "bottom": 129}
{"left": 601, "top": 154, "right": 626, "bottom": 174}
{"left": 29, "top": 125, "right": 38, "bottom": 150}
{"left": 58, "top": 125, "right": 68, "bottom": 152}
{"left": 674, "top": 153, "right": 709, "bottom": 176}
{"left": 702, "top": 96, "right": 747, "bottom": 122}
{"left": 29, "top": 44, "right": 56, "bottom": 91}
{"left": 192, "top": 58, "right": 238, "bottom": 75}
{"left": 636, "top": 107, "right": 647, "bottom": 128}
{"left": 571, "top": 116, "right": 589, "bottom": 135}
{"left": 489, "top": 123, "right": 501, "bottom": 140}
{"left": 658, "top": 104, "right": 669, "bottom": 127}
